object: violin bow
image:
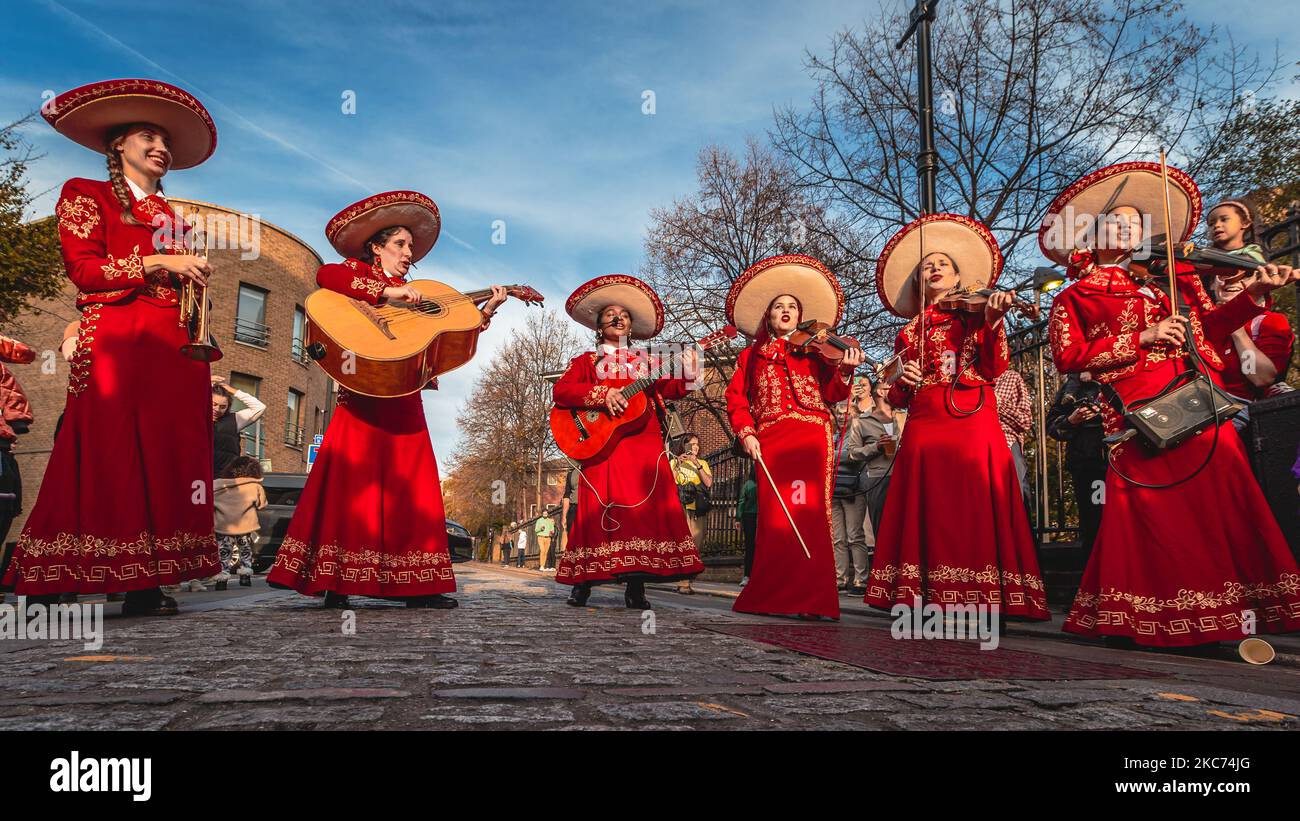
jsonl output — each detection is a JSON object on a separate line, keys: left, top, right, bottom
{"left": 1158, "top": 150, "right": 1180, "bottom": 319}
{"left": 754, "top": 452, "right": 812, "bottom": 559}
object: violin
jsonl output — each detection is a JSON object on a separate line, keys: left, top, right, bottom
{"left": 1129, "top": 237, "right": 1265, "bottom": 283}
{"left": 788, "top": 320, "right": 862, "bottom": 364}
{"left": 934, "top": 287, "right": 1041, "bottom": 320}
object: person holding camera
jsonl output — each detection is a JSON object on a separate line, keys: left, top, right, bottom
{"left": 1046, "top": 374, "right": 1106, "bottom": 555}
{"left": 671, "top": 433, "right": 712, "bottom": 595}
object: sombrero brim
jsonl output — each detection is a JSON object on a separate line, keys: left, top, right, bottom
{"left": 566, "top": 275, "right": 664, "bottom": 339}
{"left": 1039, "top": 162, "right": 1201, "bottom": 266}
{"left": 726, "top": 255, "right": 844, "bottom": 338}
{"left": 326, "top": 191, "right": 442, "bottom": 263}
{"left": 44, "top": 79, "right": 216, "bottom": 170}
{"left": 875, "top": 214, "right": 1002, "bottom": 319}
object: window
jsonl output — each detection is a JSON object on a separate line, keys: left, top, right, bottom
{"left": 234, "top": 284, "right": 270, "bottom": 347}
{"left": 291, "top": 305, "right": 308, "bottom": 364}
{"left": 285, "top": 389, "right": 304, "bottom": 447}
{"left": 230, "top": 373, "right": 264, "bottom": 459}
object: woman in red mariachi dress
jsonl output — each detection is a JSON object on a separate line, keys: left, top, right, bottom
{"left": 3, "top": 80, "right": 220, "bottom": 616}
{"left": 724, "top": 256, "right": 860, "bottom": 620}
{"left": 553, "top": 275, "right": 704, "bottom": 609}
{"left": 864, "top": 216, "right": 1049, "bottom": 619}
{"left": 1041, "top": 162, "right": 1300, "bottom": 647}
{"left": 266, "top": 192, "right": 508, "bottom": 609}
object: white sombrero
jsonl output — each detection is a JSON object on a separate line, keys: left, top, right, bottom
{"left": 725, "top": 255, "right": 844, "bottom": 338}
{"left": 876, "top": 214, "right": 1003, "bottom": 319}
{"left": 1038, "top": 161, "right": 1201, "bottom": 266}
{"left": 326, "top": 191, "right": 442, "bottom": 263}
{"left": 43, "top": 79, "right": 217, "bottom": 170}
{"left": 566, "top": 274, "right": 664, "bottom": 339}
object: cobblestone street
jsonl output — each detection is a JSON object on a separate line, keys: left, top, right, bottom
{"left": 2, "top": 563, "right": 1298, "bottom": 731}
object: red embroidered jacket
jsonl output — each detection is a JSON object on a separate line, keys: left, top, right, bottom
{"left": 553, "top": 348, "right": 690, "bottom": 410}
{"left": 1048, "top": 264, "right": 1266, "bottom": 395}
{"left": 1213, "top": 309, "right": 1294, "bottom": 400}
{"left": 885, "top": 306, "right": 1010, "bottom": 409}
{"left": 0, "top": 336, "right": 34, "bottom": 445}
{"left": 725, "top": 338, "right": 852, "bottom": 441}
{"left": 316, "top": 258, "right": 400, "bottom": 305}
{"left": 53, "top": 177, "right": 183, "bottom": 309}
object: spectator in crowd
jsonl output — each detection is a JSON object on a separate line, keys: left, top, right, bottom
{"left": 993, "top": 368, "right": 1034, "bottom": 503}
{"left": 535, "top": 509, "right": 556, "bottom": 572}
{"left": 503, "top": 521, "right": 516, "bottom": 566}
{"left": 515, "top": 522, "right": 528, "bottom": 568}
{"left": 0, "top": 335, "right": 35, "bottom": 600}
{"left": 844, "top": 379, "right": 904, "bottom": 559}
{"left": 213, "top": 455, "right": 268, "bottom": 591}
{"left": 1207, "top": 273, "right": 1295, "bottom": 432}
{"left": 670, "top": 433, "right": 712, "bottom": 595}
{"left": 560, "top": 465, "right": 580, "bottom": 557}
{"left": 1046, "top": 373, "right": 1107, "bottom": 556}
{"left": 830, "top": 381, "right": 871, "bottom": 595}
{"left": 211, "top": 375, "right": 267, "bottom": 477}
{"left": 734, "top": 462, "right": 758, "bottom": 587}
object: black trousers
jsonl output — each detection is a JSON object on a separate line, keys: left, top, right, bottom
{"left": 741, "top": 514, "right": 757, "bottom": 577}
{"left": 1070, "top": 463, "right": 1107, "bottom": 555}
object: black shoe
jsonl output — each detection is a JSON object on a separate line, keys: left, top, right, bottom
{"left": 214, "top": 580, "right": 228, "bottom": 591}
{"left": 405, "top": 594, "right": 458, "bottom": 609}
{"left": 322, "top": 591, "right": 350, "bottom": 609}
{"left": 239, "top": 574, "right": 252, "bottom": 587}
{"left": 121, "top": 590, "right": 178, "bottom": 617}
{"left": 24, "top": 593, "right": 61, "bottom": 606}
{"left": 1103, "top": 635, "right": 1138, "bottom": 650}
{"left": 624, "top": 583, "right": 651, "bottom": 610}
{"left": 565, "top": 583, "right": 591, "bottom": 607}
{"left": 848, "top": 585, "right": 866, "bottom": 596}
{"left": 59, "top": 592, "right": 79, "bottom": 604}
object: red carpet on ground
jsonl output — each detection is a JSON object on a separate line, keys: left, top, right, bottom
{"left": 695, "top": 622, "right": 1167, "bottom": 681}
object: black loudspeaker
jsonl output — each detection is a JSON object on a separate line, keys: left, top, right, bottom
{"left": 1127, "top": 376, "right": 1242, "bottom": 450}
{"left": 1245, "top": 392, "right": 1300, "bottom": 556}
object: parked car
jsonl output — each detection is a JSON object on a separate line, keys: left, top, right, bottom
{"left": 252, "top": 472, "right": 473, "bottom": 571}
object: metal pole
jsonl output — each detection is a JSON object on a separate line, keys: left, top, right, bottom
{"left": 1035, "top": 292, "right": 1049, "bottom": 545}
{"left": 896, "top": 0, "right": 940, "bottom": 215}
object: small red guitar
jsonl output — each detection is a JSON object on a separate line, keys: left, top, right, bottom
{"left": 550, "top": 326, "right": 738, "bottom": 463}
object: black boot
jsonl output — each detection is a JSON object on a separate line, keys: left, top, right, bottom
{"left": 566, "top": 582, "right": 591, "bottom": 607}
{"left": 24, "top": 593, "right": 61, "bottom": 607}
{"left": 624, "top": 580, "right": 651, "bottom": 610}
{"left": 239, "top": 573, "right": 252, "bottom": 587}
{"left": 214, "top": 579, "right": 228, "bottom": 591}
{"left": 121, "top": 588, "right": 178, "bottom": 617}
{"left": 322, "top": 591, "right": 350, "bottom": 609}
{"left": 405, "top": 594, "right": 458, "bottom": 609}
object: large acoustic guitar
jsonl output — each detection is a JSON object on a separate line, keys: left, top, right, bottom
{"left": 305, "top": 281, "right": 543, "bottom": 397}
{"left": 550, "top": 326, "right": 737, "bottom": 463}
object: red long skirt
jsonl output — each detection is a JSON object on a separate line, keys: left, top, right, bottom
{"left": 3, "top": 298, "right": 218, "bottom": 593}
{"left": 733, "top": 416, "right": 840, "bottom": 619}
{"left": 865, "top": 384, "right": 1049, "bottom": 619}
{"left": 555, "top": 413, "right": 702, "bottom": 585}
{"left": 1064, "top": 385, "right": 1300, "bottom": 646}
{"left": 267, "top": 391, "right": 455, "bottom": 597}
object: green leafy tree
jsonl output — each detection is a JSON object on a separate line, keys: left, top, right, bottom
{"left": 0, "top": 114, "right": 63, "bottom": 327}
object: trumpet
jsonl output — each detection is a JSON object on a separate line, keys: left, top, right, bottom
{"left": 178, "top": 208, "right": 222, "bottom": 362}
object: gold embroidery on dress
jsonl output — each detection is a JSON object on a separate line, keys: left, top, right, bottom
{"left": 271, "top": 536, "right": 456, "bottom": 585}
{"left": 100, "top": 245, "right": 145, "bottom": 281}
{"left": 56, "top": 195, "right": 100, "bottom": 239}
{"left": 66, "top": 306, "right": 99, "bottom": 396}
{"left": 11, "top": 529, "right": 219, "bottom": 583}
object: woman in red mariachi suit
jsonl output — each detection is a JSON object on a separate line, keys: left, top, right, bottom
{"left": 1041, "top": 162, "right": 1300, "bottom": 647}
{"left": 3, "top": 80, "right": 220, "bottom": 616}
{"left": 724, "top": 256, "right": 861, "bottom": 620}
{"left": 864, "top": 216, "right": 1049, "bottom": 620}
{"left": 553, "top": 275, "right": 704, "bottom": 609}
{"left": 266, "top": 192, "right": 508, "bottom": 609}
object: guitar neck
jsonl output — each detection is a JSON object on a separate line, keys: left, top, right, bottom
{"left": 621, "top": 349, "right": 683, "bottom": 400}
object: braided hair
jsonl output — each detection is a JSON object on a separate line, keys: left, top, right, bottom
{"left": 104, "top": 123, "right": 164, "bottom": 226}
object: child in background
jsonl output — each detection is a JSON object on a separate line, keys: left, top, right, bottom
{"left": 213, "top": 455, "right": 267, "bottom": 590}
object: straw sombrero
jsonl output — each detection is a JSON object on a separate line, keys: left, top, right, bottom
{"left": 326, "top": 191, "right": 442, "bottom": 263}
{"left": 1038, "top": 161, "right": 1201, "bottom": 266}
{"left": 876, "top": 214, "right": 1003, "bottom": 319}
{"left": 566, "top": 275, "right": 664, "bottom": 339}
{"left": 43, "top": 79, "right": 217, "bottom": 169}
{"left": 725, "top": 255, "right": 844, "bottom": 337}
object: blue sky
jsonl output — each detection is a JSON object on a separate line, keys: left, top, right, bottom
{"left": 2, "top": 0, "right": 1295, "bottom": 460}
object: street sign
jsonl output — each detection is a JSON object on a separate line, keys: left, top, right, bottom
{"left": 307, "top": 444, "right": 320, "bottom": 466}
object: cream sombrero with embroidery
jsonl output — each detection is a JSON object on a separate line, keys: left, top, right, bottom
{"left": 725, "top": 255, "right": 844, "bottom": 338}
{"left": 1038, "top": 161, "right": 1201, "bottom": 266}
{"left": 43, "top": 79, "right": 217, "bottom": 169}
{"left": 566, "top": 275, "right": 664, "bottom": 339}
{"left": 876, "top": 214, "right": 1003, "bottom": 319}
{"left": 326, "top": 191, "right": 442, "bottom": 263}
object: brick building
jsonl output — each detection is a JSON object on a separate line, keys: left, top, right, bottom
{"left": 6, "top": 198, "right": 334, "bottom": 541}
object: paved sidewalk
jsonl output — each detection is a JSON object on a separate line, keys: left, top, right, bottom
{"left": 0, "top": 563, "right": 1296, "bottom": 730}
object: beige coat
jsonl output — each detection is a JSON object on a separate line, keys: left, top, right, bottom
{"left": 214, "top": 477, "right": 267, "bottom": 535}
